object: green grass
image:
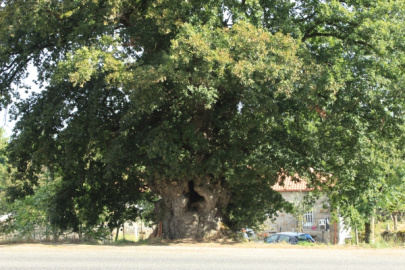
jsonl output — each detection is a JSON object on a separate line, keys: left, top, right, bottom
{"left": 297, "top": 241, "right": 317, "bottom": 247}
{"left": 110, "top": 232, "right": 152, "bottom": 245}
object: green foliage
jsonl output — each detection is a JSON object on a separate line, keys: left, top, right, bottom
{"left": 297, "top": 241, "right": 316, "bottom": 247}
{"left": 224, "top": 180, "right": 292, "bottom": 231}
{"left": 381, "top": 230, "right": 405, "bottom": 245}
{"left": 1, "top": 1, "right": 405, "bottom": 237}
{"left": 0, "top": 128, "right": 10, "bottom": 214}
{"left": 0, "top": 168, "right": 58, "bottom": 239}
{"left": 0, "top": 128, "right": 8, "bottom": 189}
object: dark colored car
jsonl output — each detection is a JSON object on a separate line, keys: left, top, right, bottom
{"left": 264, "top": 232, "right": 315, "bottom": 244}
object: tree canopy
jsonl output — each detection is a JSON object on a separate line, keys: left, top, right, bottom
{"left": 1, "top": 0, "right": 405, "bottom": 239}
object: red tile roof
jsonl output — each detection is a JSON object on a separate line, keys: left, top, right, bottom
{"left": 272, "top": 174, "right": 311, "bottom": 192}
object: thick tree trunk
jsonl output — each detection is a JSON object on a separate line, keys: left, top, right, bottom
{"left": 151, "top": 177, "right": 230, "bottom": 240}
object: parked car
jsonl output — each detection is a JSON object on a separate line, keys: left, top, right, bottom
{"left": 264, "top": 232, "right": 315, "bottom": 244}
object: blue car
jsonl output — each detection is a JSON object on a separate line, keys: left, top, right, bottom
{"left": 264, "top": 232, "right": 315, "bottom": 244}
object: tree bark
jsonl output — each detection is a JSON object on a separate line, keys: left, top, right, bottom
{"left": 364, "top": 222, "right": 371, "bottom": 244}
{"left": 115, "top": 226, "right": 120, "bottom": 242}
{"left": 151, "top": 177, "right": 230, "bottom": 240}
{"left": 392, "top": 213, "right": 398, "bottom": 231}
{"left": 364, "top": 216, "right": 375, "bottom": 244}
{"left": 370, "top": 214, "right": 375, "bottom": 244}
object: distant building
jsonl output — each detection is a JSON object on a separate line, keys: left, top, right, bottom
{"left": 263, "top": 176, "right": 351, "bottom": 244}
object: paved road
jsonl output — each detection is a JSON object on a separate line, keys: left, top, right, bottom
{"left": 1, "top": 244, "right": 404, "bottom": 269}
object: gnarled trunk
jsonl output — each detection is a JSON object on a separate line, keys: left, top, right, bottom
{"left": 151, "top": 177, "right": 229, "bottom": 240}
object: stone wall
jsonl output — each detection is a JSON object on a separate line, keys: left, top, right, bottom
{"left": 262, "top": 191, "right": 337, "bottom": 244}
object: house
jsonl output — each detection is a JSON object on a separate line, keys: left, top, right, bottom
{"left": 262, "top": 176, "right": 351, "bottom": 244}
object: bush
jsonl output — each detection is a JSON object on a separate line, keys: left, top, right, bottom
{"left": 381, "top": 230, "right": 405, "bottom": 244}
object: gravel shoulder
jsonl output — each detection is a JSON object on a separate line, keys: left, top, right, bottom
{"left": 2, "top": 241, "right": 405, "bottom": 270}
{"left": 1, "top": 241, "right": 405, "bottom": 253}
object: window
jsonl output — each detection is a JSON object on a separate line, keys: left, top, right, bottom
{"left": 303, "top": 211, "right": 313, "bottom": 227}
{"left": 265, "top": 235, "right": 278, "bottom": 243}
{"left": 278, "top": 235, "right": 291, "bottom": 243}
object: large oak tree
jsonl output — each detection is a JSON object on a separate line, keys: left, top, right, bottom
{"left": 1, "top": 1, "right": 404, "bottom": 239}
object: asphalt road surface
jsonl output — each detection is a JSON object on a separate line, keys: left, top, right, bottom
{"left": 1, "top": 244, "right": 404, "bottom": 269}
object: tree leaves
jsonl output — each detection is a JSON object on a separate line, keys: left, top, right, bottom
{"left": 1, "top": 0, "right": 405, "bottom": 237}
